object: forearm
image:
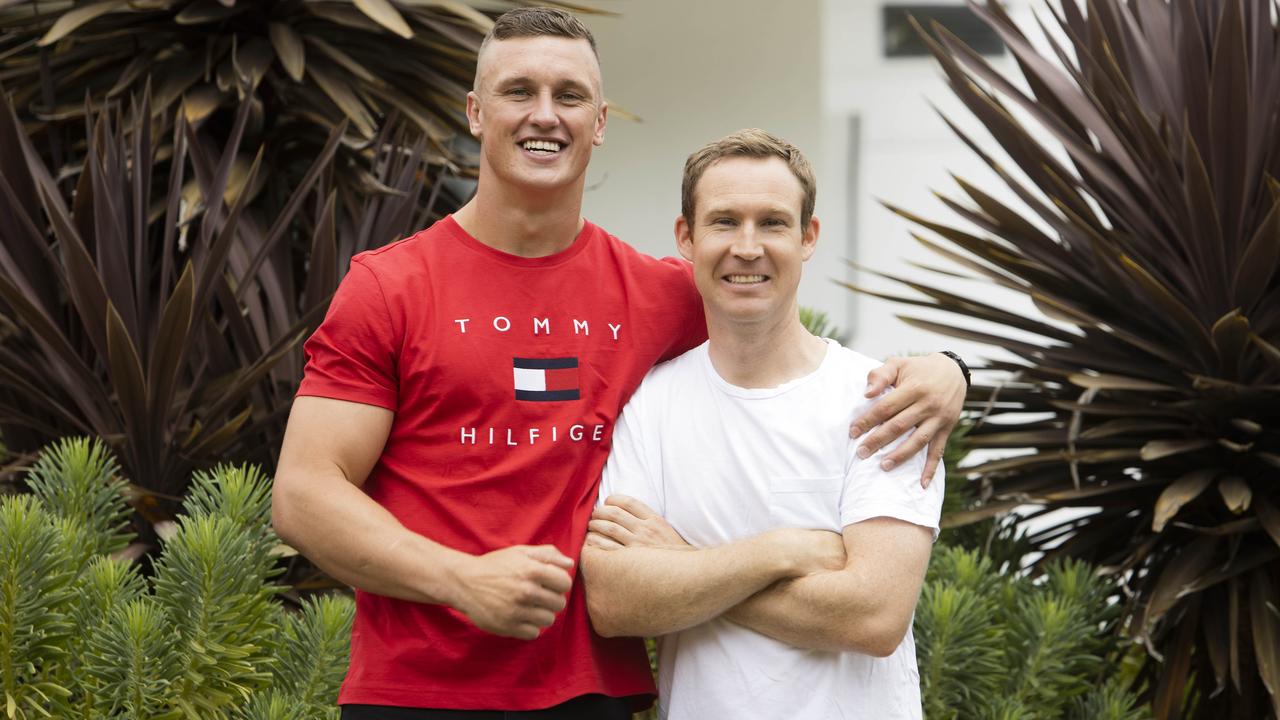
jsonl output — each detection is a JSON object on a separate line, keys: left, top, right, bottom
{"left": 583, "top": 535, "right": 795, "bottom": 638}
{"left": 272, "top": 465, "right": 469, "bottom": 607}
{"left": 725, "top": 570, "right": 907, "bottom": 655}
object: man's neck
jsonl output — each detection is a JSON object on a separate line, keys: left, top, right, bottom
{"left": 453, "top": 178, "right": 586, "bottom": 258}
{"left": 706, "top": 310, "right": 829, "bottom": 389}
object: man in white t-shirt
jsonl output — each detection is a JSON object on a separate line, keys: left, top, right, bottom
{"left": 580, "top": 129, "right": 943, "bottom": 720}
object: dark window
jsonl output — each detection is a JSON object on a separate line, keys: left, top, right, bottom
{"left": 883, "top": 5, "right": 1005, "bottom": 58}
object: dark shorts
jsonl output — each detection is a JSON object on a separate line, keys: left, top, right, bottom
{"left": 339, "top": 694, "right": 635, "bottom": 720}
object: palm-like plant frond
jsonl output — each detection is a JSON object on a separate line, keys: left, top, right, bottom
{"left": 0, "top": 81, "right": 430, "bottom": 522}
{"left": 857, "top": 0, "right": 1280, "bottom": 716}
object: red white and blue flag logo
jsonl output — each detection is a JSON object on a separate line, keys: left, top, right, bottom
{"left": 513, "top": 357, "right": 580, "bottom": 401}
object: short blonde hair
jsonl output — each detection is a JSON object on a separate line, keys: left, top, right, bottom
{"left": 681, "top": 129, "right": 817, "bottom": 226}
{"left": 479, "top": 7, "right": 598, "bottom": 59}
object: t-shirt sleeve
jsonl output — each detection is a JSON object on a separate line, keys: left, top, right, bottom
{"left": 598, "top": 375, "right": 664, "bottom": 515}
{"left": 840, "top": 405, "right": 945, "bottom": 540}
{"left": 296, "top": 259, "right": 400, "bottom": 410}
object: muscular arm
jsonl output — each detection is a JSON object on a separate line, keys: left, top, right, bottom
{"left": 724, "top": 517, "right": 934, "bottom": 656}
{"left": 272, "top": 396, "right": 573, "bottom": 640}
{"left": 581, "top": 498, "right": 844, "bottom": 638}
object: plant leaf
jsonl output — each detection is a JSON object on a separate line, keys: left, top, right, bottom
{"left": 1250, "top": 569, "right": 1280, "bottom": 716}
{"left": 1067, "top": 373, "right": 1175, "bottom": 391}
{"left": 146, "top": 262, "right": 195, "bottom": 438}
{"left": 428, "top": 0, "right": 496, "bottom": 31}
{"left": 37, "top": 0, "right": 129, "bottom": 46}
{"left": 1258, "top": 498, "right": 1280, "bottom": 551}
{"left": 1153, "top": 469, "right": 1217, "bottom": 532}
{"left": 174, "top": 0, "right": 246, "bottom": 24}
{"left": 105, "top": 301, "right": 148, "bottom": 447}
{"left": 1145, "top": 536, "right": 1219, "bottom": 629}
{"left": 1217, "top": 476, "right": 1252, "bottom": 514}
{"left": 1210, "top": 309, "right": 1250, "bottom": 379}
{"left": 268, "top": 22, "right": 306, "bottom": 83}
{"left": 1233, "top": 199, "right": 1280, "bottom": 309}
{"left": 307, "top": 62, "right": 377, "bottom": 138}
{"left": 354, "top": 0, "right": 414, "bottom": 39}
{"left": 1141, "top": 438, "right": 1214, "bottom": 461}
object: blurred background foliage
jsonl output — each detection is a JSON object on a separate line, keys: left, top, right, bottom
{"left": 848, "top": 0, "right": 1280, "bottom": 716}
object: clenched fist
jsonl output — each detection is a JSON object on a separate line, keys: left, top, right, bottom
{"left": 450, "top": 545, "right": 575, "bottom": 640}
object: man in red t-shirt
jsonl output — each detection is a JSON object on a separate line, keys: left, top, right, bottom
{"left": 271, "top": 7, "right": 968, "bottom": 719}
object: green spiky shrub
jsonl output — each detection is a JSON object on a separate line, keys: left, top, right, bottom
{"left": 915, "top": 421, "right": 1145, "bottom": 720}
{"left": 0, "top": 437, "right": 353, "bottom": 719}
{"left": 848, "top": 0, "right": 1280, "bottom": 715}
{"left": 916, "top": 547, "right": 1148, "bottom": 720}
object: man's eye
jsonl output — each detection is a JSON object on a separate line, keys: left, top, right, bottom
{"left": 507, "top": 88, "right": 531, "bottom": 97}
{"left": 559, "top": 93, "right": 582, "bottom": 102}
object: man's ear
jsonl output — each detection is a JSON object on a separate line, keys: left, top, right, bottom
{"left": 465, "top": 91, "right": 482, "bottom": 138}
{"left": 801, "top": 216, "right": 820, "bottom": 262}
{"left": 593, "top": 101, "right": 608, "bottom": 147}
{"left": 675, "top": 214, "right": 695, "bottom": 262}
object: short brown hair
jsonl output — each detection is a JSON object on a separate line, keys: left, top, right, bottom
{"left": 681, "top": 129, "right": 817, "bottom": 227}
{"left": 480, "top": 7, "right": 598, "bottom": 59}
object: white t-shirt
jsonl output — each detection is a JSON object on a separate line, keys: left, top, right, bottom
{"left": 599, "top": 338, "right": 944, "bottom": 720}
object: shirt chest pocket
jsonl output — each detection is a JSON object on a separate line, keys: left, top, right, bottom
{"left": 767, "top": 474, "right": 843, "bottom": 531}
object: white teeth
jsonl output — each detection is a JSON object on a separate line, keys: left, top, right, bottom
{"left": 522, "top": 140, "right": 562, "bottom": 153}
{"left": 725, "top": 274, "right": 766, "bottom": 284}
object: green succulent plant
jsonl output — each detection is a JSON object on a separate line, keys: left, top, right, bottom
{"left": 0, "top": 436, "right": 354, "bottom": 719}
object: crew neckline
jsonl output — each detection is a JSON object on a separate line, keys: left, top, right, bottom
{"left": 701, "top": 337, "right": 839, "bottom": 399}
{"left": 442, "top": 214, "right": 595, "bottom": 268}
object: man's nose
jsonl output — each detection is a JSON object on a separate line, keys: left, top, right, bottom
{"left": 731, "top": 229, "right": 765, "bottom": 260}
{"left": 530, "top": 91, "right": 559, "bottom": 127}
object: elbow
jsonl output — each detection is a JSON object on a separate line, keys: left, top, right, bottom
{"left": 863, "top": 630, "right": 907, "bottom": 658}
{"left": 836, "top": 615, "right": 911, "bottom": 657}
{"left": 270, "top": 475, "right": 302, "bottom": 548}
{"left": 581, "top": 556, "right": 634, "bottom": 638}
{"left": 584, "top": 584, "right": 628, "bottom": 638}
{"left": 587, "top": 599, "right": 625, "bottom": 638}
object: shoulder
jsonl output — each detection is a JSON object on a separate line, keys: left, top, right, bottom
{"left": 344, "top": 221, "right": 453, "bottom": 298}
{"left": 628, "top": 342, "right": 707, "bottom": 404}
{"left": 350, "top": 222, "right": 440, "bottom": 271}
{"left": 826, "top": 343, "right": 882, "bottom": 389}
{"left": 589, "top": 223, "right": 694, "bottom": 286}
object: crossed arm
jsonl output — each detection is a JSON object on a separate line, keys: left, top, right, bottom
{"left": 581, "top": 496, "right": 934, "bottom": 656}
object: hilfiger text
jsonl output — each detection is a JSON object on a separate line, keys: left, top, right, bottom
{"left": 459, "top": 423, "right": 608, "bottom": 446}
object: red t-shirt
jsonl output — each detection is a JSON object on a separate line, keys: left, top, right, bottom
{"left": 296, "top": 216, "right": 705, "bottom": 710}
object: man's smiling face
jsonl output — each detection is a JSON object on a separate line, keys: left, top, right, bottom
{"left": 467, "top": 35, "right": 607, "bottom": 195}
{"left": 676, "top": 156, "right": 818, "bottom": 328}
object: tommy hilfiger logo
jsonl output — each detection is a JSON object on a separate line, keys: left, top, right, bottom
{"left": 513, "top": 357, "right": 580, "bottom": 401}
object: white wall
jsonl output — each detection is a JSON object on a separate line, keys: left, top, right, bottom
{"left": 822, "top": 0, "right": 1050, "bottom": 362}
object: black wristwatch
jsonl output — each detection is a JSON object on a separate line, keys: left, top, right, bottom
{"left": 939, "top": 350, "right": 971, "bottom": 389}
